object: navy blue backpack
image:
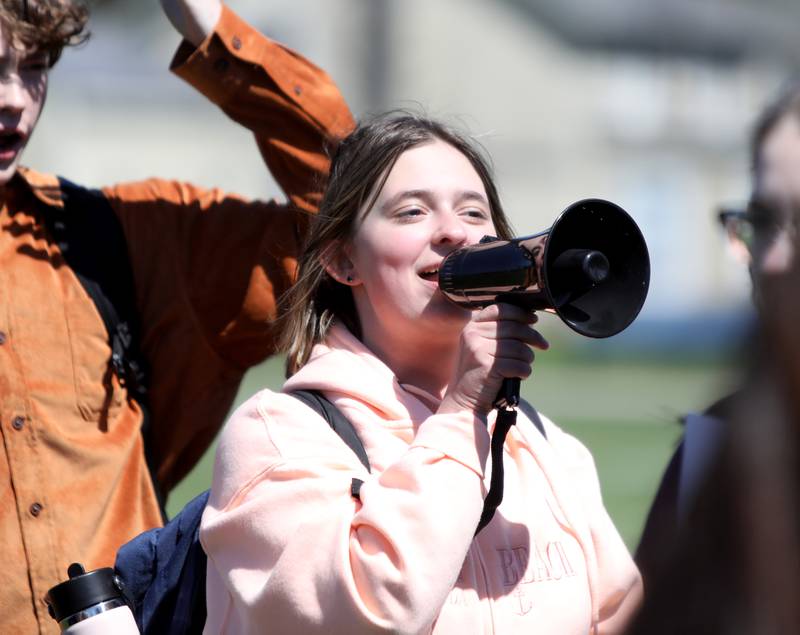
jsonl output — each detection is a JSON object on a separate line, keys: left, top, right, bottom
{"left": 114, "top": 389, "right": 371, "bottom": 635}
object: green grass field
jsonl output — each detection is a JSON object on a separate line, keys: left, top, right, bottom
{"left": 166, "top": 351, "right": 738, "bottom": 550}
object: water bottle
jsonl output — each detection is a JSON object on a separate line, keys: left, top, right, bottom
{"left": 45, "top": 563, "right": 140, "bottom": 634}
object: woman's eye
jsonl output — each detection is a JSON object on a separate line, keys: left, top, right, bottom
{"left": 395, "top": 207, "right": 425, "bottom": 220}
{"left": 462, "top": 208, "right": 490, "bottom": 221}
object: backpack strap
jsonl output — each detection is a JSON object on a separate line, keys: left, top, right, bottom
{"left": 41, "top": 178, "right": 166, "bottom": 521}
{"left": 518, "top": 399, "right": 547, "bottom": 439}
{"left": 290, "top": 389, "right": 370, "bottom": 500}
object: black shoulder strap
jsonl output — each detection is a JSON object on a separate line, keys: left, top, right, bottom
{"left": 290, "top": 389, "right": 370, "bottom": 499}
{"left": 290, "top": 389, "right": 370, "bottom": 472}
{"left": 42, "top": 178, "right": 165, "bottom": 520}
{"left": 48, "top": 178, "right": 149, "bottom": 398}
{"left": 518, "top": 399, "right": 547, "bottom": 439}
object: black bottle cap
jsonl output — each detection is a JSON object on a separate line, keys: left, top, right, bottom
{"left": 45, "top": 563, "right": 123, "bottom": 624}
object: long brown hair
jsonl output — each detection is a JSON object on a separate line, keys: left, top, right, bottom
{"left": 278, "top": 112, "right": 514, "bottom": 375}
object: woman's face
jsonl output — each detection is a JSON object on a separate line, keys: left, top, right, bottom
{"left": 752, "top": 113, "right": 800, "bottom": 274}
{"left": 342, "top": 139, "right": 497, "bottom": 348}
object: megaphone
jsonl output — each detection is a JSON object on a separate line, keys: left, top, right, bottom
{"left": 438, "top": 198, "right": 650, "bottom": 338}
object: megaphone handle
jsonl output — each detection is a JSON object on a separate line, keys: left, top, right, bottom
{"left": 493, "top": 377, "right": 520, "bottom": 409}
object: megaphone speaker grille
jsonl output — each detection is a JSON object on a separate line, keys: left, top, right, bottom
{"left": 544, "top": 199, "right": 650, "bottom": 338}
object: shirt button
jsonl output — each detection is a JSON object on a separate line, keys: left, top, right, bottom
{"left": 30, "top": 502, "right": 43, "bottom": 517}
{"left": 12, "top": 416, "right": 25, "bottom": 431}
{"left": 0, "top": 331, "right": 6, "bottom": 345}
{"left": 231, "top": 35, "right": 242, "bottom": 50}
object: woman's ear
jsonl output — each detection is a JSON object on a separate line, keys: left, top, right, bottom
{"left": 322, "top": 242, "right": 361, "bottom": 286}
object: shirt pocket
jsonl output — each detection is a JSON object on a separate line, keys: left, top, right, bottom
{"left": 64, "top": 287, "right": 124, "bottom": 425}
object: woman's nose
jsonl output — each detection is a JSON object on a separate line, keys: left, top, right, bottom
{"left": 432, "top": 213, "right": 467, "bottom": 245}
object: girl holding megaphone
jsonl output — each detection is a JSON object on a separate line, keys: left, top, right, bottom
{"left": 200, "top": 113, "right": 643, "bottom": 634}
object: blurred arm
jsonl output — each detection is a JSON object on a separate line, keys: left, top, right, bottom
{"left": 160, "top": 0, "right": 222, "bottom": 47}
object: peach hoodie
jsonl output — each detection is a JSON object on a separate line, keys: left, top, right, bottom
{"left": 201, "top": 324, "right": 642, "bottom": 634}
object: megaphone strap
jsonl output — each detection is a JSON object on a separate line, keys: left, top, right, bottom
{"left": 474, "top": 407, "right": 517, "bottom": 535}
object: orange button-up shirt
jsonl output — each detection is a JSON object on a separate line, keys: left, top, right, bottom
{"left": 0, "top": 7, "right": 354, "bottom": 633}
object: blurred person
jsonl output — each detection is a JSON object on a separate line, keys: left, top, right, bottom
{"left": 200, "top": 113, "right": 642, "bottom": 634}
{"left": 0, "top": 0, "right": 353, "bottom": 632}
{"left": 625, "top": 224, "right": 800, "bottom": 635}
{"left": 721, "top": 78, "right": 800, "bottom": 277}
{"left": 635, "top": 81, "right": 800, "bottom": 590}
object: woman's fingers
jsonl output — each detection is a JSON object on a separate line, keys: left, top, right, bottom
{"left": 442, "top": 303, "right": 551, "bottom": 414}
{"left": 492, "top": 342, "right": 535, "bottom": 365}
{"left": 492, "top": 358, "right": 535, "bottom": 380}
{"left": 494, "top": 321, "right": 550, "bottom": 350}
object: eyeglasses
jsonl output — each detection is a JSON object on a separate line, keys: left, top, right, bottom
{"left": 718, "top": 199, "right": 798, "bottom": 253}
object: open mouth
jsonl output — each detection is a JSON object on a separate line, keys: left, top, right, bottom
{"left": 418, "top": 267, "right": 439, "bottom": 281}
{"left": 0, "top": 131, "right": 23, "bottom": 158}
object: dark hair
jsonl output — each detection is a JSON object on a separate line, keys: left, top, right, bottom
{"left": 278, "top": 111, "right": 514, "bottom": 375}
{"left": 751, "top": 78, "right": 800, "bottom": 184}
{"left": 0, "top": 0, "right": 89, "bottom": 67}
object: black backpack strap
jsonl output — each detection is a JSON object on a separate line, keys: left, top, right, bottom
{"left": 48, "top": 178, "right": 149, "bottom": 397}
{"left": 42, "top": 178, "right": 166, "bottom": 521}
{"left": 518, "top": 399, "right": 547, "bottom": 439}
{"left": 290, "top": 389, "right": 370, "bottom": 499}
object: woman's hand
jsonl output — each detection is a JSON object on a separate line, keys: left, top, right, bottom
{"left": 439, "top": 303, "right": 549, "bottom": 416}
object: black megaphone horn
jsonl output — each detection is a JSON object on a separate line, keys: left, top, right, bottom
{"left": 437, "top": 198, "right": 650, "bottom": 339}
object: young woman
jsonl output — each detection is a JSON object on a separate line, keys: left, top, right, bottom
{"left": 200, "top": 114, "right": 642, "bottom": 634}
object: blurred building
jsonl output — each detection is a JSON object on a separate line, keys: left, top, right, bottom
{"left": 26, "top": 0, "right": 798, "bottom": 352}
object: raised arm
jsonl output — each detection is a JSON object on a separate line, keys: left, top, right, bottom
{"left": 160, "top": 0, "right": 222, "bottom": 47}
{"left": 164, "top": 1, "right": 355, "bottom": 212}
{"left": 102, "top": 3, "right": 355, "bottom": 490}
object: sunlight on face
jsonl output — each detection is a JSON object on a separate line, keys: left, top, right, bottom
{"left": 346, "top": 139, "right": 497, "bottom": 351}
{"left": 0, "top": 29, "right": 48, "bottom": 186}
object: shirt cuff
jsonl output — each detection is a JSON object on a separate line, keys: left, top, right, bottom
{"left": 169, "top": 4, "right": 352, "bottom": 138}
{"left": 410, "top": 411, "right": 491, "bottom": 478}
{"left": 171, "top": 5, "right": 255, "bottom": 106}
